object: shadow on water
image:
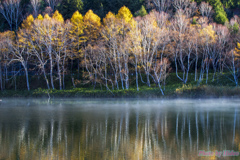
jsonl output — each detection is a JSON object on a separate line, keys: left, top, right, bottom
{"left": 0, "top": 98, "right": 239, "bottom": 159}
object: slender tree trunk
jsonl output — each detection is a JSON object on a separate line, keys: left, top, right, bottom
{"left": 13, "top": 66, "right": 16, "bottom": 91}
{"left": 117, "top": 52, "right": 124, "bottom": 90}
{"left": 62, "top": 60, "right": 65, "bottom": 90}
{"left": 175, "top": 54, "right": 184, "bottom": 83}
{"left": 105, "top": 61, "right": 108, "bottom": 90}
{"left": 49, "top": 52, "right": 54, "bottom": 89}
{"left": 195, "top": 53, "right": 198, "bottom": 81}
{"left": 77, "top": 59, "right": 80, "bottom": 79}
{"left": 135, "top": 58, "right": 139, "bottom": 91}
{"left": 62, "top": 49, "right": 67, "bottom": 89}
{"left": 93, "top": 71, "right": 97, "bottom": 90}
{"left": 115, "top": 74, "right": 119, "bottom": 90}
{"left": 4, "top": 63, "right": 8, "bottom": 89}
{"left": 0, "top": 64, "right": 2, "bottom": 90}
{"left": 71, "top": 58, "right": 75, "bottom": 88}
{"left": 146, "top": 72, "right": 151, "bottom": 87}
{"left": 212, "top": 66, "right": 216, "bottom": 82}
{"left": 119, "top": 68, "right": 124, "bottom": 90}
{"left": 184, "top": 53, "right": 191, "bottom": 84}
{"left": 125, "top": 61, "right": 129, "bottom": 90}
{"left": 43, "top": 68, "right": 50, "bottom": 90}
{"left": 63, "top": 71, "right": 65, "bottom": 89}
{"left": 158, "top": 81, "right": 164, "bottom": 95}
{"left": 197, "top": 59, "right": 205, "bottom": 85}
{"left": 23, "top": 64, "right": 30, "bottom": 91}
{"left": 206, "top": 60, "right": 209, "bottom": 84}
{"left": 57, "top": 60, "right": 62, "bottom": 90}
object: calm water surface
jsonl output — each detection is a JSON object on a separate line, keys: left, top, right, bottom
{"left": 0, "top": 98, "right": 240, "bottom": 160}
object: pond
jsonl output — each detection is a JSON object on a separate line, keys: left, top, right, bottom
{"left": 0, "top": 98, "right": 239, "bottom": 159}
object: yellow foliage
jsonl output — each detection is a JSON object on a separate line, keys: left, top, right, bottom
{"left": 236, "top": 43, "right": 240, "bottom": 53}
{"left": 70, "top": 11, "right": 85, "bottom": 56}
{"left": 52, "top": 10, "right": 64, "bottom": 23}
{"left": 200, "top": 25, "right": 216, "bottom": 43}
{"left": 129, "top": 19, "right": 137, "bottom": 29}
{"left": 70, "top": 11, "right": 84, "bottom": 43}
{"left": 83, "top": 10, "right": 101, "bottom": 27}
{"left": 117, "top": 6, "right": 133, "bottom": 23}
{"left": 103, "top": 12, "right": 116, "bottom": 25}
{"left": 0, "top": 31, "right": 15, "bottom": 53}
{"left": 17, "top": 29, "right": 27, "bottom": 45}
{"left": 36, "top": 14, "right": 43, "bottom": 20}
{"left": 101, "top": 11, "right": 121, "bottom": 41}
{"left": 21, "top": 15, "right": 34, "bottom": 29}
{"left": 71, "top": 11, "right": 83, "bottom": 26}
{"left": 44, "top": 14, "right": 51, "bottom": 21}
{"left": 128, "top": 26, "right": 142, "bottom": 56}
{"left": 234, "top": 42, "right": 240, "bottom": 59}
{"left": 83, "top": 10, "right": 101, "bottom": 41}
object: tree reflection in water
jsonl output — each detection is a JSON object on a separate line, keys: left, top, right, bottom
{"left": 0, "top": 99, "right": 239, "bottom": 160}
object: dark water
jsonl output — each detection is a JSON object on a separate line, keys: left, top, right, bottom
{"left": 0, "top": 99, "right": 240, "bottom": 160}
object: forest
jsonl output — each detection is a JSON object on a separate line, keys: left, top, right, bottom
{"left": 0, "top": 0, "right": 240, "bottom": 96}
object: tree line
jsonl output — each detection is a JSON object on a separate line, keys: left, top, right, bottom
{"left": 0, "top": 1, "right": 240, "bottom": 94}
{"left": 0, "top": 0, "right": 240, "bottom": 31}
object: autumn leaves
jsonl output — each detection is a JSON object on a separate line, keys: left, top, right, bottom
{"left": 0, "top": 5, "right": 240, "bottom": 93}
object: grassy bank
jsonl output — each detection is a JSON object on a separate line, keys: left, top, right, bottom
{"left": 1, "top": 72, "right": 240, "bottom": 98}
{"left": 1, "top": 85, "right": 240, "bottom": 98}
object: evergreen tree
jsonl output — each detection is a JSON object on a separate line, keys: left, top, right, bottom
{"left": 83, "top": 0, "right": 143, "bottom": 18}
{"left": 215, "top": 11, "right": 228, "bottom": 24}
{"left": 58, "top": 0, "right": 83, "bottom": 20}
{"left": 232, "top": 22, "right": 239, "bottom": 34}
{"left": 192, "top": 18, "right": 197, "bottom": 24}
{"left": 222, "top": 0, "right": 234, "bottom": 8}
{"left": 134, "top": 5, "right": 147, "bottom": 17}
{"left": 213, "top": 0, "right": 228, "bottom": 24}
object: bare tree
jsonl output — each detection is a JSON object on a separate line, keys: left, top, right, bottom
{"left": 155, "top": 11, "right": 169, "bottom": 28}
{"left": 171, "top": 10, "right": 192, "bottom": 84}
{"left": 0, "top": 0, "right": 22, "bottom": 31}
{"left": 138, "top": 11, "right": 166, "bottom": 94}
{"left": 0, "top": 31, "right": 13, "bottom": 90}
{"left": 52, "top": 20, "right": 71, "bottom": 90}
{"left": 24, "top": 18, "right": 56, "bottom": 90}
{"left": 43, "top": 6, "right": 53, "bottom": 15}
{"left": 30, "top": 0, "right": 41, "bottom": 18}
{"left": 45, "top": 0, "right": 61, "bottom": 11}
{"left": 10, "top": 36, "right": 31, "bottom": 91}
{"left": 224, "top": 42, "right": 240, "bottom": 86}
{"left": 197, "top": 17, "right": 209, "bottom": 26}
{"left": 192, "top": 25, "right": 201, "bottom": 81}
{"left": 101, "top": 14, "right": 121, "bottom": 90}
{"left": 185, "top": 2, "right": 197, "bottom": 18}
{"left": 152, "top": 0, "right": 172, "bottom": 13}
{"left": 173, "top": 0, "right": 190, "bottom": 11}
{"left": 128, "top": 22, "right": 141, "bottom": 91}
{"left": 211, "top": 24, "right": 229, "bottom": 81}
{"left": 83, "top": 43, "right": 111, "bottom": 90}
{"left": 199, "top": 2, "right": 213, "bottom": 19}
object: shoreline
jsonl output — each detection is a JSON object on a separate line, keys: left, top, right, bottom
{"left": 1, "top": 85, "right": 240, "bottom": 99}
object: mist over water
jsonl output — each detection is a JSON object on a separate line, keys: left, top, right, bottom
{"left": 0, "top": 98, "right": 239, "bottom": 160}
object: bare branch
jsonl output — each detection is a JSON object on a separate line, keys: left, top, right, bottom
{"left": 199, "top": 2, "right": 213, "bottom": 19}
{"left": 30, "top": 0, "right": 40, "bottom": 18}
{"left": 0, "top": 0, "right": 22, "bottom": 31}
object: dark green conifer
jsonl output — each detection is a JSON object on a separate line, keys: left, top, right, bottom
{"left": 134, "top": 5, "right": 147, "bottom": 17}
{"left": 58, "top": 0, "right": 83, "bottom": 20}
